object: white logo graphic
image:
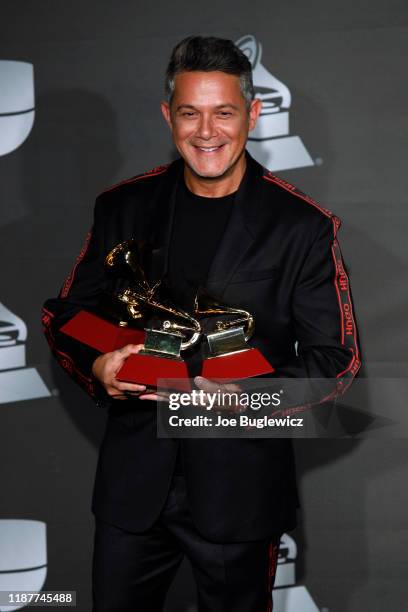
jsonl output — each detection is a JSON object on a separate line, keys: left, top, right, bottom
{"left": 273, "top": 533, "right": 320, "bottom": 611}
{"left": 236, "top": 35, "right": 314, "bottom": 172}
{"left": 0, "top": 520, "right": 47, "bottom": 611}
{"left": 0, "top": 302, "right": 50, "bottom": 404}
{"left": 0, "top": 61, "right": 35, "bottom": 156}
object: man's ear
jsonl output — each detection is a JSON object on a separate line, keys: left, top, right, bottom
{"left": 248, "top": 98, "right": 262, "bottom": 132}
{"left": 161, "top": 101, "right": 172, "bottom": 129}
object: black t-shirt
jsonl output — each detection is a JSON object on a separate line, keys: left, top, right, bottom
{"left": 167, "top": 178, "right": 235, "bottom": 312}
{"left": 167, "top": 178, "right": 236, "bottom": 475}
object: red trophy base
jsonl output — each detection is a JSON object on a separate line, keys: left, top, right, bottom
{"left": 117, "top": 354, "right": 191, "bottom": 392}
{"left": 61, "top": 310, "right": 145, "bottom": 353}
{"left": 60, "top": 310, "right": 191, "bottom": 391}
{"left": 201, "top": 348, "right": 274, "bottom": 383}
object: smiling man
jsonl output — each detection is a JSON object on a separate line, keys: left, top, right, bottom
{"left": 43, "top": 36, "right": 360, "bottom": 611}
{"left": 160, "top": 69, "right": 261, "bottom": 191}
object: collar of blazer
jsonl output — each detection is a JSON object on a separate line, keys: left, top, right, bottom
{"left": 149, "top": 149, "right": 265, "bottom": 298}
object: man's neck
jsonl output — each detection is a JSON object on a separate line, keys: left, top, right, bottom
{"left": 183, "top": 154, "right": 246, "bottom": 198}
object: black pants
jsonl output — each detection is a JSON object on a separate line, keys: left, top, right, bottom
{"left": 92, "top": 473, "right": 280, "bottom": 612}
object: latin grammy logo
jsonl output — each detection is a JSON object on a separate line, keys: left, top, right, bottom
{"left": 236, "top": 35, "right": 315, "bottom": 172}
{"left": 0, "top": 60, "right": 35, "bottom": 156}
{"left": 0, "top": 302, "right": 50, "bottom": 404}
{"left": 0, "top": 520, "right": 47, "bottom": 612}
{"left": 273, "top": 533, "right": 322, "bottom": 611}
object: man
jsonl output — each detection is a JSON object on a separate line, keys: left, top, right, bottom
{"left": 42, "top": 36, "right": 360, "bottom": 611}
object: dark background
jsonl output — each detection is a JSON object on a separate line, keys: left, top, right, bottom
{"left": 1, "top": 1, "right": 407, "bottom": 610}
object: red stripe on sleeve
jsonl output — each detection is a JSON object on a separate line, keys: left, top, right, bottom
{"left": 59, "top": 230, "right": 92, "bottom": 298}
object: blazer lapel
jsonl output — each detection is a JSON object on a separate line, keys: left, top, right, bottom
{"left": 206, "top": 151, "right": 264, "bottom": 297}
{"left": 147, "top": 158, "right": 184, "bottom": 284}
{"left": 147, "top": 152, "right": 264, "bottom": 299}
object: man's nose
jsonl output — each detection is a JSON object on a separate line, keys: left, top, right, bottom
{"left": 196, "top": 114, "right": 217, "bottom": 140}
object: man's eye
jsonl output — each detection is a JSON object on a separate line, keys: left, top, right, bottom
{"left": 182, "top": 112, "right": 197, "bottom": 117}
{"left": 218, "top": 111, "right": 233, "bottom": 117}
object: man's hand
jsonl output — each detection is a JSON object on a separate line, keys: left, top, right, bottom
{"left": 92, "top": 344, "right": 146, "bottom": 400}
{"left": 137, "top": 376, "right": 244, "bottom": 410}
{"left": 133, "top": 375, "right": 245, "bottom": 412}
{"left": 194, "top": 376, "right": 245, "bottom": 414}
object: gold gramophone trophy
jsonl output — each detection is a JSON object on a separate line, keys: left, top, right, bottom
{"left": 104, "top": 240, "right": 202, "bottom": 391}
{"left": 61, "top": 239, "right": 202, "bottom": 391}
{"left": 194, "top": 287, "right": 274, "bottom": 382}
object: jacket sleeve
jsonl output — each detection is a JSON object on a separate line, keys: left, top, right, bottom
{"left": 41, "top": 195, "right": 109, "bottom": 402}
{"left": 269, "top": 214, "right": 361, "bottom": 407}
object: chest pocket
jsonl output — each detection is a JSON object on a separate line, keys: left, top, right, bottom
{"left": 229, "top": 267, "right": 278, "bottom": 284}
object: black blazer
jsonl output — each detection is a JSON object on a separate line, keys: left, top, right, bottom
{"left": 42, "top": 152, "right": 360, "bottom": 542}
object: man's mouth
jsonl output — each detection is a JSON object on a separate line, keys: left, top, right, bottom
{"left": 194, "top": 144, "right": 225, "bottom": 153}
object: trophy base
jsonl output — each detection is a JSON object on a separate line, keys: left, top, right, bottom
{"left": 117, "top": 353, "right": 191, "bottom": 392}
{"left": 61, "top": 310, "right": 145, "bottom": 353}
{"left": 201, "top": 348, "right": 274, "bottom": 383}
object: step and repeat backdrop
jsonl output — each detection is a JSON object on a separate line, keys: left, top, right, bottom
{"left": 1, "top": 1, "right": 407, "bottom": 611}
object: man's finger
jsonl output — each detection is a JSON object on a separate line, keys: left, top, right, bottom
{"left": 139, "top": 391, "right": 171, "bottom": 402}
{"left": 110, "top": 393, "right": 128, "bottom": 400}
{"left": 194, "top": 376, "right": 222, "bottom": 393}
{"left": 194, "top": 376, "right": 241, "bottom": 394}
{"left": 114, "top": 343, "right": 144, "bottom": 360}
{"left": 114, "top": 380, "right": 146, "bottom": 393}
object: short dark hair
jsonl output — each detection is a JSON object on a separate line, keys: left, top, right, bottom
{"left": 165, "top": 36, "right": 254, "bottom": 108}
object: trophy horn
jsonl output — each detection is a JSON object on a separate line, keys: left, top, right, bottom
{"left": 194, "top": 287, "right": 254, "bottom": 342}
{"left": 105, "top": 239, "right": 202, "bottom": 350}
{"left": 104, "top": 239, "right": 161, "bottom": 320}
{"left": 105, "top": 239, "right": 154, "bottom": 295}
{"left": 194, "top": 288, "right": 273, "bottom": 382}
{"left": 118, "top": 289, "right": 202, "bottom": 351}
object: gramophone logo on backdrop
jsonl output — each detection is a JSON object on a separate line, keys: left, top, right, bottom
{"left": 0, "top": 62, "right": 48, "bottom": 403}
{"left": 0, "top": 303, "right": 50, "bottom": 404}
{"left": 0, "top": 60, "right": 35, "bottom": 156}
{"left": 236, "top": 35, "right": 314, "bottom": 172}
{"left": 273, "top": 533, "right": 321, "bottom": 611}
{"left": 0, "top": 520, "right": 47, "bottom": 611}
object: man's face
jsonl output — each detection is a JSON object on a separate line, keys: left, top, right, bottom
{"left": 161, "top": 71, "right": 261, "bottom": 180}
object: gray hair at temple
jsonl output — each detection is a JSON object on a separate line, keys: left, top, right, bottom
{"left": 165, "top": 36, "right": 255, "bottom": 109}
